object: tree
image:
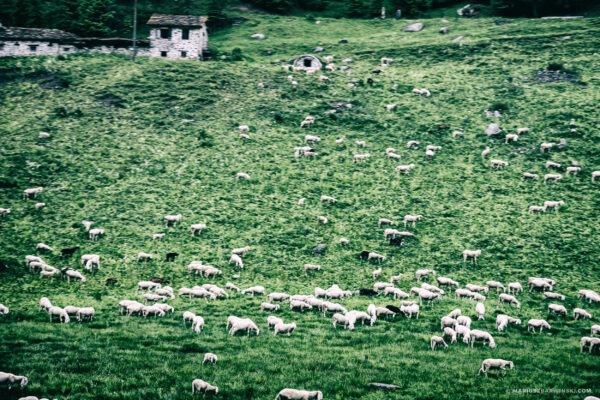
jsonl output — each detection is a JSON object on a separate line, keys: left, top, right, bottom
{"left": 207, "top": 0, "right": 227, "bottom": 30}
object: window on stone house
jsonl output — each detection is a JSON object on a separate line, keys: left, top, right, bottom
{"left": 182, "top": 29, "right": 189, "bottom": 40}
{"left": 161, "top": 51, "right": 168, "bottom": 57}
{"left": 29, "top": 45, "right": 38, "bottom": 52}
{"left": 63, "top": 47, "right": 70, "bottom": 51}
{"left": 181, "top": 51, "right": 187, "bottom": 58}
{"left": 160, "top": 28, "right": 170, "bottom": 39}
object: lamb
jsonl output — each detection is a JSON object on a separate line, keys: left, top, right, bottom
{"left": 544, "top": 200, "right": 564, "bottom": 211}
{"left": 478, "top": 359, "right": 514, "bottom": 377}
{"left": 237, "top": 172, "right": 250, "bottom": 180}
{"left": 540, "top": 142, "right": 555, "bottom": 152}
{"left": 290, "top": 300, "right": 312, "bottom": 312}
{"left": 77, "top": 307, "right": 95, "bottom": 322}
{"left": 164, "top": 214, "right": 182, "bottom": 227}
{"left": 320, "top": 195, "right": 337, "bottom": 203}
{"left": 421, "top": 283, "right": 444, "bottom": 294}
{"left": 523, "top": 172, "right": 539, "bottom": 179}
{"left": 367, "top": 252, "right": 386, "bottom": 263}
{"left": 452, "top": 130, "right": 463, "bottom": 137}
{"left": 274, "top": 322, "right": 297, "bottom": 336}
{"left": 23, "top": 186, "right": 43, "bottom": 199}
{"left": 463, "top": 249, "right": 481, "bottom": 263}
{"left": 203, "top": 353, "right": 218, "bottom": 365}
{"left": 374, "top": 307, "right": 396, "bottom": 319}
{"left": 469, "top": 330, "right": 496, "bottom": 348}
{"left": 229, "top": 318, "right": 260, "bottom": 336}
{"left": 372, "top": 268, "right": 382, "bottom": 280}
{"left": 190, "top": 223, "right": 207, "bottom": 235}
{"left": 152, "top": 233, "right": 165, "bottom": 240}
{"left": 527, "top": 319, "right": 551, "bottom": 333}
{"left": 143, "top": 293, "right": 167, "bottom": 304}
{"left": 318, "top": 75, "right": 330, "bottom": 82}
{"left": 192, "top": 316, "right": 205, "bottom": 333}
{"left": 528, "top": 205, "right": 547, "bottom": 213}
{"left": 548, "top": 303, "right": 567, "bottom": 317}
{"left": 381, "top": 57, "right": 394, "bottom": 66}
{"left": 390, "top": 274, "right": 403, "bottom": 283}
{"left": 275, "top": 388, "right": 323, "bottom": 400}
{"left": 155, "top": 287, "right": 175, "bottom": 299}
{"left": 400, "top": 304, "right": 419, "bottom": 319}
{"left": 335, "top": 137, "right": 344, "bottom": 145}
{"left": 0, "top": 372, "right": 28, "bottom": 389}
{"left": 332, "top": 313, "right": 353, "bottom": 330}
{"left": 455, "top": 289, "right": 474, "bottom": 300}
{"left": 379, "top": 218, "right": 394, "bottom": 227}
{"left": 137, "top": 252, "right": 152, "bottom": 262}
{"left": 36, "top": 243, "right": 53, "bottom": 251}
{"left": 430, "top": 336, "right": 448, "bottom": 351}
{"left": 498, "top": 293, "right": 520, "bottom": 308}
{"left": 573, "top": 308, "right": 592, "bottom": 320}
{"left": 426, "top": 145, "right": 442, "bottom": 152}
{"left": 232, "top": 246, "right": 251, "bottom": 256}
{"left": 317, "top": 216, "right": 328, "bottom": 224}
{"left": 496, "top": 314, "right": 521, "bottom": 331}
{"left": 419, "top": 290, "right": 441, "bottom": 305}
{"left": 415, "top": 269, "right": 436, "bottom": 281}
{"left": 546, "top": 161, "right": 561, "bottom": 169}
{"left": 443, "top": 327, "right": 458, "bottom": 344}
{"left": 89, "top": 228, "right": 104, "bottom": 241}
{"left": 403, "top": 214, "right": 423, "bottom": 227}
{"left": 593, "top": 171, "right": 600, "bottom": 182}
{"left": 481, "top": 147, "right": 490, "bottom": 159}
{"left": 305, "top": 135, "right": 321, "bottom": 143}
{"left": 355, "top": 140, "right": 366, "bottom": 147}
{"left": 304, "top": 263, "right": 321, "bottom": 272}
{"left": 566, "top": 166, "right": 581, "bottom": 176}
{"left": 486, "top": 281, "right": 506, "bottom": 293}
{"left": 267, "top": 316, "right": 284, "bottom": 330}
{"left": 229, "top": 254, "right": 244, "bottom": 269}
{"left": 387, "top": 152, "right": 401, "bottom": 159}
{"left": 48, "top": 306, "right": 70, "bottom": 323}
{"left": 490, "top": 159, "right": 508, "bottom": 168}
{"left": 544, "top": 173, "right": 562, "bottom": 183}
{"left": 475, "top": 302, "right": 485, "bottom": 320}
{"left": 505, "top": 134, "right": 518, "bottom": 143}
{"left": 261, "top": 302, "right": 280, "bottom": 312}
{"left": 240, "top": 133, "right": 250, "bottom": 140}
{"left": 81, "top": 220, "right": 94, "bottom": 231}
{"left": 396, "top": 163, "right": 416, "bottom": 174}
{"left": 544, "top": 292, "right": 565, "bottom": 301}
{"left": 62, "top": 268, "right": 86, "bottom": 283}
{"left": 406, "top": 141, "right": 420, "bottom": 149}
{"left": 203, "top": 267, "right": 222, "bottom": 278}
{"left": 191, "top": 379, "right": 218, "bottom": 395}
{"left": 457, "top": 315, "right": 472, "bottom": 329}
{"left": 354, "top": 153, "right": 370, "bottom": 162}
{"left": 437, "top": 277, "right": 459, "bottom": 287}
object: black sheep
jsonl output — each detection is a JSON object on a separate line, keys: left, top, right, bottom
{"left": 61, "top": 246, "right": 80, "bottom": 256}
{"left": 165, "top": 252, "right": 179, "bottom": 262}
{"left": 358, "top": 288, "right": 378, "bottom": 296}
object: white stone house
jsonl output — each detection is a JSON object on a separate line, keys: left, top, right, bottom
{"left": 0, "top": 14, "right": 208, "bottom": 60}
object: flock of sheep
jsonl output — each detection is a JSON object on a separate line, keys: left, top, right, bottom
{"left": 1, "top": 52, "right": 600, "bottom": 400}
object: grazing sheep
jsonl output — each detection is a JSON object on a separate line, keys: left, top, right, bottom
{"left": 0, "top": 304, "right": 8, "bottom": 315}
{"left": 304, "top": 263, "right": 321, "bottom": 272}
{"left": 481, "top": 147, "right": 490, "bottom": 159}
{"left": 290, "top": 300, "right": 312, "bottom": 312}
{"left": 81, "top": 220, "right": 94, "bottom": 231}
{"left": 573, "top": 308, "right": 592, "bottom": 320}
{"left": 203, "top": 353, "right": 217, "bottom": 365}
{"left": 421, "top": 283, "right": 444, "bottom": 295}
{"left": 413, "top": 88, "right": 431, "bottom": 97}
{"left": 374, "top": 282, "right": 393, "bottom": 292}
{"left": 229, "top": 254, "right": 244, "bottom": 269}
{"left": 355, "top": 140, "right": 366, "bottom": 147}
{"left": 23, "top": 187, "right": 43, "bottom": 199}
{"left": 385, "top": 287, "right": 409, "bottom": 300}
{"left": 379, "top": 218, "right": 394, "bottom": 227}
{"left": 0, "top": 208, "right": 10, "bottom": 217}
{"left": 455, "top": 325, "right": 471, "bottom": 343}
{"left": 528, "top": 205, "right": 547, "bottom": 213}
{"left": 354, "top": 153, "right": 370, "bottom": 162}
{"left": 546, "top": 161, "right": 561, "bottom": 169}
{"left": 0, "top": 372, "right": 28, "bottom": 389}
{"left": 240, "top": 133, "right": 250, "bottom": 140}
{"left": 339, "top": 238, "right": 349, "bottom": 246}
{"left": 498, "top": 293, "right": 520, "bottom": 308}
{"left": 444, "top": 327, "right": 457, "bottom": 344}
{"left": 441, "top": 316, "right": 457, "bottom": 330}
{"left": 192, "top": 316, "right": 205, "bottom": 333}
{"left": 89, "top": 228, "right": 104, "bottom": 241}
{"left": 544, "top": 200, "right": 565, "bottom": 211}
{"left": 320, "top": 195, "right": 337, "bottom": 203}
{"left": 183, "top": 311, "right": 195, "bottom": 326}
{"left": 267, "top": 316, "right": 284, "bottom": 330}
{"left": 407, "top": 141, "right": 420, "bottom": 149}
{"left": 403, "top": 214, "right": 423, "bottom": 227}
{"left": 191, "top": 379, "right": 218, "bottom": 395}
{"left": 62, "top": 268, "right": 86, "bottom": 283}
{"left": 452, "top": 130, "right": 463, "bottom": 137}
{"left": 237, "top": 172, "right": 250, "bottom": 180}
{"left": 190, "top": 223, "right": 207, "bottom": 235}
{"left": 517, "top": 127, "right": 529, "bottom": 134}
{"left": 540, "top": 142, "right": 555, "bottom": 152}
{"left": 35, "top": 202, "right": 45, "bottom": 210}
{"left": 367, "top": 252, "right": 386, "bottom": 263}
{"left": 478, "top": 359, "right": 514, "bottom": 377}
{"left": 317, "top": 216, "right": 328, "bottom": 224}
{"left": 463, "top": 250, "right": 481, "bottom": 263}
{"left": 386, "top": 104, "right": 396, "bottom": 112}
{"left": 322, "top": 301, "right": 347, "bottom": 317}
{"left": 496, "top": 314, "right": 521, "bottom": 331}
{"left": 544, "top": 173, "right": 562, "bottom": 183}
{"left": 475, "top": 302, "right": 485, "bottom": 320}
{"left": 164, "top": 214, "right": 182, "bottom": 227}
{"left": 48, "top": 306, "right": 70, "bottom": 323}
{"left": 77, "top": 307, "right": 95, "bottom": 322}
{"left": 527, "top": 319, "right": 551, "bottom": 333}
{"left": 486, "top": 281, "right": 505, "bottom": 293}
{"left": 447, "top": 309, "right": 462, "bottom": 319}
{"left": 372, "top": 268, "right": 382, "bottom": 280}
{"left": 431, "top": 336, "right": 448, "bottom": 351}
{"left": 152, "top": 233, "right": 165, "bottom": 241}
{"left": 591, "top": 325, "right": 600, "bottom": 336}
{"left": 143, "top": 294, "right": 167, "bottom": 305}
{"left": 507, "top": 282, "right": 523, "bottom": 294}
{"left": 523, "top": 172, "right": 539, "bottom": 179}
{"left": 469, "top": 330, "right": 496, "bottom": 348}
{"left": 332, "top": 313, "right": 353, "bottom": 330}
{"left": 457, "top": 315, "right": 472, "bottom": 329}
{"left": 396, "top": 163, "right": 416, "bottom": 174}
{"left": 36, "top": 243, "right": 53, "bottom": 251}
{"left": 581, "top": 336, "right": 600, "bottom": 353}
{"left": 239, "top": 125, "right": 250, "bottom": 133}
{"left": 544, "top": 292, "right": 565, "bottom": 301}
{"left": 137, "top": 281, "right": 161, "bottom": 293}
{"left": 566, "top": 166, "right": 581, "bottom": 176}
{"left": 490, "top": 159, "right": 508, "bottom": 168}
{"left": 137, "top": 252, "right": 152, "bottom": 262}
{"left": 437, "top": 277, "right": 459, "bottom": 287}
{"left": 275, "top": 388, "right": 323, "bottom": 400}
{"left": 548, "top": 303, "right": 567, "bottom": 317}
{"left": 229, "top": 318, "right": 260, "bottom": 336}
{"left": 416, "top": 269, "right": 436, "bottom": 281}
{"left": 592, "top": 171, "right": 600, "bottom": 182}
{"left": 529, "top": 278, "right": 554, "bottom": 292}
{"left": 232, "top": 246, "right": 251, "bottom": 256}
{"left": 505, "top": 134, "right": 518, "bottom": 143}
{"left": 346, "top": 310, "right": 375, "bottom": 327}
{"left": 39, "top": 297, "right": 52, "bottom": 311}
{"left": 390, "top": 274, "right": 403, "bottom": 283}
{"left": 274, "top": 322, "right": 297, "bottom": 336}
{"left": 261, "top": 302, "right": 280, "bottom": 312}
{"left": 305, "top": 135, "right": 321, "bottom": 143}
{"left": 400, "top": 304, "right": 419, "bottom": 319}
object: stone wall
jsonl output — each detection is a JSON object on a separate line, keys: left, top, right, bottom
{"left": 0, "top": 40, "right": 152, "bottom": 58}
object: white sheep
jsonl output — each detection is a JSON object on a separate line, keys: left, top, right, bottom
{"left": 353, "top": 153, "right": 370, "bottom": 162}
{"left": 386, "top": 104, "right": 396, "bottom": 112}
{"left": 261, "top": 302, "right": 280, "bottom": 312}
{"left": 191, "top": 379, "right": 218, "bottom": 395}
{"left": 443, "top": 327, "right": 457, "bottom": 344}
{"left": 406, "top": 141, "right": 420, "bottom": 149}
{"left": 400, "top": 304, "right": 419, "bottom": 319}
{"left": 566, "top": 166, "right": 581, "bottom": 176}
{"left": 455, "top": 324, "right": 471, "bottom": 343}
{"left": 229, "top": 254, "right": 244, "bottom": 269}
{"left": 229, "top": 318, "right": 259, "bottom": 336}
{"left": 517, "top": 127, "right": 529, "bottom": 134}
{"left": 240, "top": 133, "right": 250, "bottom": 140}
{"left": 367, "top": 252, "right": 386, "bottom": 263}
{"left": 591, "top": 325, "right": 600, "bottom": 336}
{"left": 268, "top": 293, "right": 290, "bottom": 302}
{"left": 498, "top": 293, "right": 520, "bottom": 308}
{"left": 573, "top": 308, "right": 592, "bottom": 320}
{"left": 203, "top": 353, "right": 218, "bottom": 364}
{"left": 544, "top": 200, "right": 564, "bottom": 211}
{"left": 89, "top": 228, "right": 104, "bottom": 241}
{"left": 505, "top": 134, "right": 518, "bottom": 143}
{"left": 381, "top": 57, "right": 394, "bottom": 66}
{"left": 190, "top": 223, "right": 207, "bottom": 235}
{"left": 523, "top": 172, "right": 539, "bottom": 179}
{"left": 23, "top": 187, "right": 43, "bottom": 199}
{"left": 457, "top": 315, "right": 472, "bottom": 329}
{"left": 581, "top": 336, "right": 600, "bottom": 353}
{"left": 152, "top": 233, "right": 165, "bottom": 240}
{"left": 546, "top": 161, "right": 561, "bottom": 169}
{"left": 403, "top": 214, "right": 423, "bottom": 227}
{"left": 339, "top": 238, "right": 349, "bottom": 246}
{"left": 232, "top": 246, "right": 251, "bottom": 256}
{"left": 137, "top": 252, "right": 152, "bottom": 262}
{"left": 528, "top": 205, "right": 547, "bottom": 213}
{"left": 0, "top": 372, "right": 28, "bottom": 389}
{"left": 452, "top": 130, "right": 463, "bottom": 137}
{"left": 275, "top": 388, "right": 323, "bottom": 400}
{"left": 415, "top": 269, "right": 436, "bottom": 281}
{"left": 447, "top": 309, "right": 462, "bottom": 319}
{"left": 478, "top": 359, "right": 514, "bottom": 377}
{"left": 390, "top": 274, "right": 403, "bottom": 283}
{"left": 437, "top": 277, "right": 459, "bottom": 287}
{"left": 496, "top": 314, "right": 521, "bottom": 331}
{"left": 0, "top": 304, "right": 9, "bottom": 315}
{"left": 48, "top": 306, "right": 70, "bottom": 323}
{"left": 267, "top": 316, "right": 284, "bottom": 330}
{"left": 62, "top": 269, "right": 86, "bottom": 283}
{"left": 320, "top": 195, "right": 337, "bottom": 203}
{"left": 239, "top": 125, "right": 250, "bottom": 133}
{"left": 441, "top": 316, "right": 457, "bottom": 330}
{"left": 490, "top": 159, "right": 508, "bottom": 168}
{"left": 242, "top": 286, "right": 265, "bottom": 296}
{"left": 430, "top": 335, "right": 448, "bottom": 351}
{"left": 481, "top": 147, "right": 490, "bottom": 159}
{"left": 39, "top": 297, "right": 52, "bottom": 311}
{"left": 0, "top": 208, "right": 10, "bottom": 217}
{"left": 192, "top": 316, "right": 205, "bottom": 333}
{"left": 355, "top": 140, "right": 366, "bottom": 147}
{"left": 540, "top": 142, "right": 555, "bottom": 152}
{"left": 548, "top": 303, "right": 567, "bottom": 317}
{"left": 290, "top": 300, "right": 312, "bottom": 312}
{"left": 544, "top": 292, "right": 565, "bottom": 301}
{"left": 332, "top": 313, "right": 353, "bottom": 330}
{"left": 379, "top": 218, "right": 394, "bottom": 227}
{"left": 81, "top": 220, "right": 94, "bottom": 231}
{"left": 77, "top": 307, "right": 95, "bottom": 322}
{"left": 469, "top": 330, "right": 496, "bottom": 348}
{"left": 237, "top": 172, "right": 250, "bottom": 180}
{"left": 36, "top": 243, "right": 53, "bottom": 251}
{"left": 592, "top": 171, "right": 600, "bottom": 182}
{"left": 274, "top": 322, "right": 297, "bottom": 336}
{"left": 544, "top": 173, "right": 562, "bottom": 183}
{"left": 413, "top": 88, "right": 431, "bottom": 97}
{"left": 137, "top": 281, "right": 161, "bottom": 293}
{"left": 335, "top": 137, "right": 344, "bottom": 145}
{"left": 322, "top": 301, "right": 346, "bottom": 317}
{"left": 396, "top": 163, "right": 415, "bottom": 174}
{"left": 183, "top": 311, "right": 196, "bottom": 325}
{"left": 507, "top": 282, "right": 523, "bottom": 294}
{"left": 475, "top": 302, "right": 485, "bottom": 320}
{"left": 527, "top": 319, "right": 551, "bottom": 333}
{"left": 305, "top": 135, "right": 320, "bottom": 143}
{"left": 372, "top": 267, "right": 382, "bottom": 280}
{"left": 317, "top": 216, "right": 328, "bottom": 225}
{"left": 486, "top": 281, "right": 505, "bottom": 293}
{"left": 463, "top": 249, "right": 481, "bottom": 263}
{"left": 318, "top": 75, "right": 330, "bottom": 82}
{"left": 529, "top": 278, "right": 554, "bottom": 292}
{"left": 34, "top": 202, "right": 45, "bottom": 210}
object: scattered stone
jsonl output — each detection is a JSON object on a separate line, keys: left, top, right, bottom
{"left": 452, "top": 35, "right": 464, "bottom": 43}
{"left": 342, "top": 58, "right": 352, "bottom": 63}
{"left": 251, "top": 33, "right": 265, "bottom": 40}
{"left": 314, "top": 46, "right": 324, "bottom": 53}
{"left": 369, "top": 383, "right": 401, "bottom": 391}
{"left": 485, "top": 123, "right": 502, "bottom": 136}
{"left": 532, "top": 70, "right": 577, "bottom": 83}
{"left": 312, "top": 244, "right": 327, "bottom": 256}
{"left": 339, "top": 38, "right": 348, "bottom": 44}
{"left": 439, "top": 27, "right": 449, "bottom": 34}
{"left": 402, "top": 22, "right": 424, "bottom": 32}
{"left": 494, "top": 20, "right": 513, "bottom": 25}
{"left": 485, "top": 109, "right": 501, "bottom": 118}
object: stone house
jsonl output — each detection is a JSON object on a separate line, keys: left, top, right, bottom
{"left": 0, "top": 14, "right": 208, "bottom": 60}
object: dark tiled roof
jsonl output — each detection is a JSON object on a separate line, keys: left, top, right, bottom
{"left": 0, "top": 26, "right": 80, "bottom": 41}
{"left": 146, "top": 14, "right": 208, "bottom": 27}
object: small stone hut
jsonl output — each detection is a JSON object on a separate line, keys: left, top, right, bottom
{"left": 292, "top": 54, "right": 323, "bottom": 71}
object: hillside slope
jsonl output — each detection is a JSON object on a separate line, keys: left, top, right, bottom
{"left": 1, "top": 15, "right": 600, "bottom": 400}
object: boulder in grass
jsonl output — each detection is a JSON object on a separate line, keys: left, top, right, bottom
{"left": 251, "top": 33, "right": 265, "bottom": 40}
{"left": 439, "top": 27, "right": 449, "bottom": 34}
{"left": 312, "top": 244, "right": 327, "bottom": 256}
{"left": 402, "top": 22, "right": 423, "bottom": 32}
{"left": 485, "top": 123, "right": 502, "bottom": 136}
{"left": 369, "top": 383, "right": 402, "bottom": 390}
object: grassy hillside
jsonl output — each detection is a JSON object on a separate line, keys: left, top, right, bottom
{"left": 1, "top": 14, "right": 600, "bottom": 400}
